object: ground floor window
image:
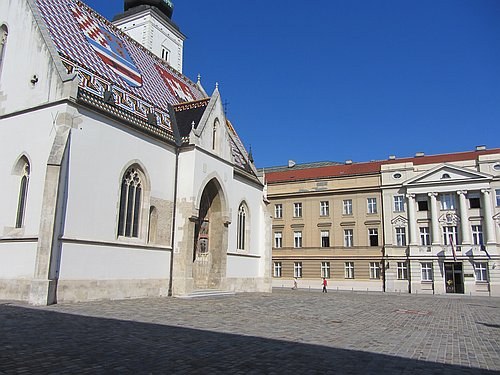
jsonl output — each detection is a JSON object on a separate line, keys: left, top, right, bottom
{"left": 474, "top": 262, "right": 488, "bottom": 282}
{"left": 397, "top": 261, "right": 408, "bottom": 280}
{"left": 321, "top": 262, "right": 330, "bottom": 278}
{"left": 294, "top": 262, "right": 302, "bottom": 278}
{"left": 369, "top": 262, "right": 380, "bottom": 279}
{"left": 421, "top": 262, "right": 433, "bottom": 281}
{"left": 273, "top": 262, "right": 282, "bottom": 278}
{"left": 344, "top": 262, "right": 354, "bottom": 279}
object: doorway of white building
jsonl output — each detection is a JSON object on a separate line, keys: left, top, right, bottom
{"left": 444, "top": 262, "right": 464, "bottom": 294}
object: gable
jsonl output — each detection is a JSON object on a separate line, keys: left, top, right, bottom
{"left": 403, "top": 164, "right": 492, "bottom": 187}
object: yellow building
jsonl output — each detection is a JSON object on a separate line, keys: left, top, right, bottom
{"left": 265, "top": 161, "right": 385, "bottom": 292}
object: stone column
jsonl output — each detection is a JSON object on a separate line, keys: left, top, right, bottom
{"left": 428, "top": 192, "right": 441, "bottom": 245}
{"left": 406, "top": 193, "right": 418, "bottom": 245}
{"left": 481, "top": 189, "right": 496, "bottom": 244}
{"left": 457, "top": 190, "right": 471, "bottom": 245}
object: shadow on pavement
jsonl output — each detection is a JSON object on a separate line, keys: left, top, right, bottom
{"left": 0, "top": 304, "right": 495, "bottom": 374}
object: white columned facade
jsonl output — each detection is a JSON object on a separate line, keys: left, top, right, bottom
{"left": 481, "top": 189, "right": 496, "bottom": 245}
{"left": 457, "top": 190, "right": 471, "bottom": 245}
{"left": 429, "top": 192, "right": 441, "bottom": 245}
{"left": 406, "top": 193, "right": 418, "bottom": 245}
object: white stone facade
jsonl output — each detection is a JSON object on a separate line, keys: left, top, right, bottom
{"left": 0, "top": 0, "right": 271, "bottom": 305}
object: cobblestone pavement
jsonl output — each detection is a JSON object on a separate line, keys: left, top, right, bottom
{"left": 1, "top": 289, "right": 500, "bottom": 374}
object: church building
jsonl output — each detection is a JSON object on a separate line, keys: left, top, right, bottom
{"left": 0, "top": 0, "right": 272, "bottom": 305}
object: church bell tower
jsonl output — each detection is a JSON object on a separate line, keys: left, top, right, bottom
{"left": 112, "top": 0, "right": 185, "bottom": 73}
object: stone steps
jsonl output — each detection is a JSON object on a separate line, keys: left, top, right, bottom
{"left": 177, "top": 289, "right": 236, "bottom": 299}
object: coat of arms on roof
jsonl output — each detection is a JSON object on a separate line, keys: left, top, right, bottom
{"left": 71, "top": 3, "right": 143, "bottom": 87}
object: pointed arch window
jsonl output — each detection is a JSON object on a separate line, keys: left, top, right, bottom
{"left": 15, "top": 159, "right": 30, "bottom": 228}
{"left": 237, "top": 203, "right": 247, "bottom": 250}
{"left": 212, "top": 119, "right": 219, "bottom": 151}
{"left": 0, "top": 25, "right": 7, "bottom": 77}
{"left": 118, "top": 167, "right": 143, "bottom": 238}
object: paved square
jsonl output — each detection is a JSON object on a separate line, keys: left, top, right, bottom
{"left": 1, "top": 289, "right": 499, "bottom": 374}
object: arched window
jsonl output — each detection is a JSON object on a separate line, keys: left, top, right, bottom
{"left": 15, "top": 158, "right": 30, "bottom": 228}
{"left": 0, "top": 25, "right": 8, "bottom": 77}
{"left": 211, "top": 120, "right": 217, "bottom": 151}
{"left": 237, "top": 203, "right": 247, "bottom": 250}
{"left": 117, "top": 167, "right": 143, "bottom": 237}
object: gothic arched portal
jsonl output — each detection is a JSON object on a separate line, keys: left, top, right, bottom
{"left": 193, "top": 178, "right": 227, "bottom": 289}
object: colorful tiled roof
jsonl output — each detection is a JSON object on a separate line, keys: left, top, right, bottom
{"left": 36, "top": 0, "right": 205, "bottom": 133}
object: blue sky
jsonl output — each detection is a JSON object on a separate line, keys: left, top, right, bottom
{"left": 84, "top": 0, "right": 500, "bottom": 168}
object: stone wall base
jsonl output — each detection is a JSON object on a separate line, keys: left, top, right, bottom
{"left": 56, "top": 279, "right": 170, "bottom": 303}
{"left": 223, "top": 277, "right": 272, "bottom": 293}
{"left": 0, "top": 279, "right": 32, "bottom": 301}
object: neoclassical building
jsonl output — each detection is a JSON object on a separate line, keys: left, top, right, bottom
{"left": 0, "top": 0, "right": 271, "bottom": 305}
{"left": 265, "top": 148, "right": 500, "bottom": 296}
{"left": 382, "top": 147, "right": 500, "bottom": 296}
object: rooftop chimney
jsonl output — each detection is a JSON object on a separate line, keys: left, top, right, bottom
{"left": 388, "top": 155, "right": 396, "bottom": 160}
{"left": 415, "top": 152, "right": 425, "bottom": 157}
{"left": 476, "top": 145, "right": 486, "bottom": 151}
{"left": 345, "top": 160, "right": 353, "bottom": 165}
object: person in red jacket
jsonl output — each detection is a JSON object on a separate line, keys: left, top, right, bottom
{"left": 322, "top": 277, "right": 328, "bottom": 293}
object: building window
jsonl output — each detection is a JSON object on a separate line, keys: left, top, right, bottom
{"left": 274, "top": 232, "right": 283, "bottom": 248}
{"left": 369, "top": 228, "right": 378, "bottom": 246}
{"left": 343, "top": 199, "right": 353, "bottom": 215}
{"left": 294, "top": 231, "right": 302, "bottom": 248}
{"left": 395, "top": 227, "right": 406, "bottom": 246}
{"left": 273, "top": 262, "right": 282, "bottom": 278}
{"left": 421, "top": 262, "right": 433, "bottom": 281}
{"left": 397, "top": 261, "right": 408, "bottom": 280}
{"left": 417, "top": 198, "right": 428, "bottom": 211}
{"left": 321, "top": 262, "right": 331, "bottom": 278}
{"left": 212, "top": 120, "right": 218, "bottom": 151}
{"left": 237, "top": 203, "right": 248, "bottom": 250}
{"left": 321, "top": 230, "right": 330, "bottom": 247}
{"left": 496, "top": 189, "right": 500, "bottom": 207}
{"left": 393, "top": 195, "right": 404, "bottom": 212}
{"left": 274, "top": 204, "right": 283, "bottom": 218}
{"left": 344, "top": 229, "right": 354, "bottom": 247}
{"left": 440, "top": 193, "right": 456, "bottom": 210}
{"left": 15, "top": 159, "right": 30, "bottom": 228}
{"left": 367, "top": 198, "right": 377, "bottom": 214}
{"left": 294, "top": 262, "right": 303, "bottom": 278}
{"left": 472, "top": 225, "right": 483, "bottom": 246}
{"left": 443, "top": 226, "right": 458, "bottom": 246}
{"left": 474, "top": 262, "right": 488, "bottom": 282}
{"left": 293, "top": 202, "right": 302, "bottom": 218}
{"left": 161, "top": 44, "right": 170, "bottom": 61}
{"left": 117, "top": 167, "right": 144, "bottom": 238}
{"left": 469, "top": 197, "right": 481, "bottom": 209}
{"left": 320, "top": 201, "right": 329, "bottom": 216}
{"left": 344, "top": 262, "right": 354, "bottom": 279}
{"left": 369, "top": 262, "right": 380, "bottom": 279}
{"left": 0, "top": 25, "right": 7, "bottom": 77}
{"left": 420, "top": 227, "right": 430, "bottom": 246}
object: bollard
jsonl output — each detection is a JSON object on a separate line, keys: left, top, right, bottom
{"left": 309, "top": 286, "right": 311, "bottom": 292}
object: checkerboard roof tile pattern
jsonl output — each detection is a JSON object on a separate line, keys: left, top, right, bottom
{"left": 36, "top": 0, "right": 205, "bottom": 111}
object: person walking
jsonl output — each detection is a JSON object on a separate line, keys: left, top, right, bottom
{"left": 322, "top": 277, "right": 328, "bottom": 293}
{"left": 292, "top": 278, "right": 298, "bottom": 290}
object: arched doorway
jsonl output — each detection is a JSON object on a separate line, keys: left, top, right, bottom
{"left": 193, "top": 179, "right": 226, "bottom": 289}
